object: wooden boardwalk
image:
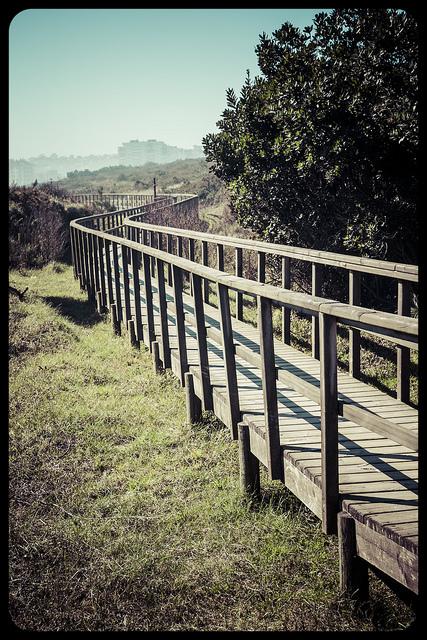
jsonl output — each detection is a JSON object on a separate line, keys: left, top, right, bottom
{"left": 70, "top": 193, "right": 418, "bottom": 601}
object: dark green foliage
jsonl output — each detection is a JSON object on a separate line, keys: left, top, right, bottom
{"left": 203, "top": 9, "right": 418, "bottom": 265}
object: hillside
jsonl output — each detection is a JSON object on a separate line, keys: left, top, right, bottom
{"left": 54, "top": 158, "right": 227, "bottom": 207}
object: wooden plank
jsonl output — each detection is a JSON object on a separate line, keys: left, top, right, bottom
{"left": 319, "top": 312, "right": 338, "bottom": 535}
{"left": 354, "top": 520, "right": 418, "bottom": 593}
{"left": 258, "top": 296, "right": 283, "bottom": 482}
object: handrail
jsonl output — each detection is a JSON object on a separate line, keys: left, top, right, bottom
{"left": 71, "top": 217, "right": 418, "bottom": 346}
{"left": 70, "top": 196, "right": 418, "bottom": 536}
{"left": 125, "top": 220, "right": 418, "bottom": 281}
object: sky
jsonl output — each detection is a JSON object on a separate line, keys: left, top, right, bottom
{"left": 9, "top": 8, "right": 328, "bottom": 159}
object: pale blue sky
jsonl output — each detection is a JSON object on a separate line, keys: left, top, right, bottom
{"left": 9, "top": 8, "right": 328, "bottom": 159}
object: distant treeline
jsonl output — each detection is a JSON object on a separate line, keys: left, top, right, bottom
{"left": 55, "top": 159, "right": 226, "bottom": 207}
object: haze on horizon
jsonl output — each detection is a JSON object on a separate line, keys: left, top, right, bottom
{"left": 9, "top": 8, "right": 326, "bottom": 160}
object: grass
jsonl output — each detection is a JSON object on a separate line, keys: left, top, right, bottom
{"left": 9, "top": 264, "right": 416, "bottom": 631}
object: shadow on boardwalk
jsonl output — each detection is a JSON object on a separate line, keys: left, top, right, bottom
{"left": 43, "top": 296, "right": 102, "bottom": 327}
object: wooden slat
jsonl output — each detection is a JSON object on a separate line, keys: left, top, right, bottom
{"left": 397, "top": 280, "right": 411, "bottom": 404}
{"left": 319, "top": 312, "right": 338, "bottom": 535}
{"left": 218, "top": 283, "right": 240, "bottom": 438}
{"left": 156, "top": 259, "right": 171, "bottom": 369}
{"left": 143, "top": 253, "right": 155, "bottom": 351}
{"left": 349, "top": 270, "right": 361, "bottom": 379}
{"left": 192, "top": 274, "right": 213, "bottom": 411}
{"left": 258, "top": 296, "right": 283, "bottom": 482}
{"left": 172, "top": 265, "right": 188, "bottom": 386}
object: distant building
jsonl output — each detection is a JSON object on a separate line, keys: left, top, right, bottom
{"left": 117, "top": 139, "right": 203, "bottom": 166}
{"left": 9, "top": 159, "right": 35, "bottom": 186}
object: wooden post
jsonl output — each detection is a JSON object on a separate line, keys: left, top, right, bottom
{"left": 235, "top": 247, "right": 243, "bottom": 321}
{"left": 112, "top": 242, "right": 123, "bottom": 322}
{"left": 111, "top": 303, "right": 120, "bottom": 336}
{"left": 131, "top": 249, "right": 143, "bottom": 342}
{"left": 397, "top": 280, "right": 411, "bottom": 404}
{"left": 258, "top": 296, "right": 283, "bottom": 482}
{"left": 70, "top": 227, "right": 77, "bottom": 279}
{"left": 173, "top": 265, "right": 188, "bottom": 386}
{"left": 121, "top": 246, "right": 132, "bottom": 325}
{"left": 189, "top": 238, "right": 195, "bottom": 295}
{"left": 349, "top": 270, "right": 361, "bottom": 378}
{"left": 143, "top": 253, "right": 155, "bottom": 352}
{"left": 185, "top": 372, "right": 202, "bottom": 424}
{"left": 97, "top": 236, "right": 107, "bottom": 309}
{"left": 217, "top": 243, "right": 224, "bottom": 271}
{"left": 86, "top": 233, "right": 96, "bottom": 302}
{"left": 156, "top": 258, "right": 171, "bottom": 369}
{"left": 192, "top": 274, "right": 213, "bottom": 411}
{"left": 238, "top": 422, "right": 260, "bottom": 499}
{"left": 257, "top": 251, "right": 265, "bottom": 284}
{"left": 167, "top": 234, "right": 173, "bottom": 286}
{"left": 202, "top": 241, "right": 209, "bottom": 303}
{"left": 217, "top": 283, "right": 240, "bottom": 439}
{"left": 338, "top": 512, "right": 369, "bottom": 601}
{"left": 282, "top": 256, "right": 291, "bottom": 344}
{"left": 312, "top": 264, "right": 323, "bottom": 360}
{"left": 128, "top": 318, "right": 138, "bottom": 349}
{"left": 104, "top": 239, "right": 114, "bottom": 309}
{"left": 96, "top": 291, "right": 104, "bottom": 314}
{"left": 153, "top": 177, "right": 157, "bottom": 199}
{"left": 319, "top": 311, "right": 338, "bottom": 535}
{"left": 152, "top": 340, "right": 161, "bottom": 373}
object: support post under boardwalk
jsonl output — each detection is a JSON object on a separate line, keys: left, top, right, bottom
{"left": 185, "top": 372, "right": 202, "bottom": 424}
{"left": 173, "top": 265, "right": 188, "bottom": 386}
{"left": 348, "top": 270, "right": 361, "bottom": 378}
{"left": 319, "top": 311, "right": 339, "bottom": 535}
{"left": 397, "top": 280, "right": 411, "bottom": 404}
{"left": 312, "top": 263, "right": 323, "bottom": 359}
{"left": 192, "top": 273, "right": 213, "bottom": 412}
{"left": 238, "top": 422, "right": 260, "bottom": 499}
{"left": 338, "top": 512, "right": 369, "bottom": 601}
{"left": 258, "top": 296, "right": 283, "bottom": 482}
{"left": 111, "top": 303, "right": 120, "bottom": 336}
{"left": 127, "top": 318, "right": 138, "bottom": 349}
{"left": 218, "top": 283, "right": 240, "bottom": 439}
{"left": 152, "top": 340, "right": 161, "bottom": 374}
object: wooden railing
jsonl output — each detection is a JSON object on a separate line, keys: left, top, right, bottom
{"left": 124, "top": 217, "right": 418, "bottom": 406}
{"left": 70, "top": 195, "right": 418, "bottom": 536}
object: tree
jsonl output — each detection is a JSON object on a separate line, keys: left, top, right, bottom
{"left": 203, "top": 9, "right": 418, "bottom": 265}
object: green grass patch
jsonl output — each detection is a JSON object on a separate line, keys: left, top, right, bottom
{"left": 9, "top": 264, "right": 415, "bottom": 631}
